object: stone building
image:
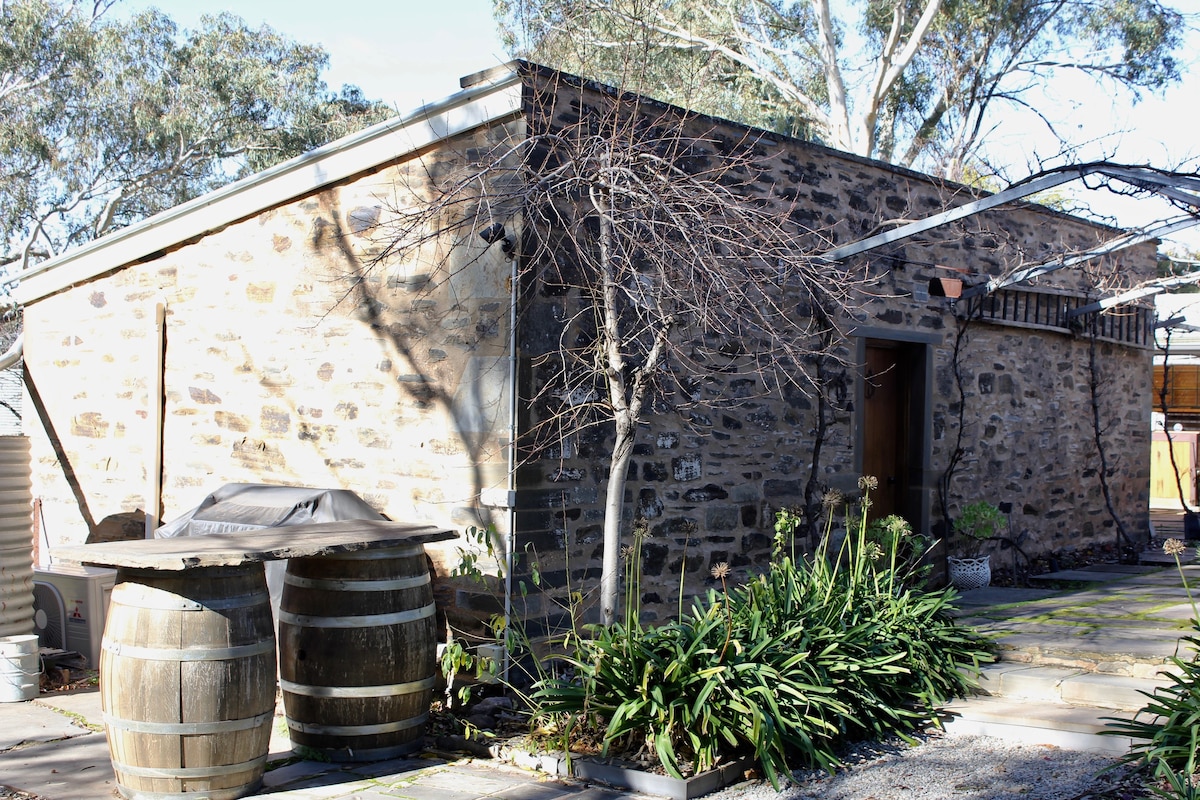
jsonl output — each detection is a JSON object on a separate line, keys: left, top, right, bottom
{"left": 14, "top": 62, "right": 1154, "bottom": 629}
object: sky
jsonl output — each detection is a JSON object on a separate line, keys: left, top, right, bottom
{"left": 116, "top": 0, "right": 1200, "bottom": 252}
{"left": 116, "top": 0, "right": 512, "bottom": 112}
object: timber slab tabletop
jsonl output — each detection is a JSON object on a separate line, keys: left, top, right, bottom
{"left": 52, "top": 519, "right": 458, "bottom": 570}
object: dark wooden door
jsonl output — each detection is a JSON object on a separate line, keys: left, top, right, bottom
{"left": 863, "top": 342, "right": 910, "bottom": 520}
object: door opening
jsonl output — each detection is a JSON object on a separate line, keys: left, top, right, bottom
{"left": 860, "top": 339, "right": 928, "bottom": 527}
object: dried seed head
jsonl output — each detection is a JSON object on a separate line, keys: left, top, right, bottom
{"left": 859, "top": 475, "right": 879, "bottom": 491}
{"left": 620, "top": 544, "right": 635, "bottom": 561}
{"left": 1164, "top": 538, "right": 1187, "bottom": 556}
{"left": 633, "top": 518, "right": 651, "bottom": 540}
{"left": 710, "top": 562, "right": 731, "bottom": 580}
{"left": 821, "top": 489, "right": 844, "bottom": 509}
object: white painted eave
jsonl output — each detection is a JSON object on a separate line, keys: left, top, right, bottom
{"left": 12, "top": 66, "right": 524, "bottom": 305}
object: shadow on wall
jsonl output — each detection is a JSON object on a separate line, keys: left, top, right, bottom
{"left": 26, "top": 365, "right": 147, "bottom": 545}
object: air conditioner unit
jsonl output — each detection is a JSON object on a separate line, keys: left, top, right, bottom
{"left": 33, "top": 565, "right": 117, "bottom": 668}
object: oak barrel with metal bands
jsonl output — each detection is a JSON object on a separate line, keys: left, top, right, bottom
{"left": 101, "top": 565, "right": 277, "bottom": 800}
{"left": 278, "top": 542, "right": 437, "bottom": 762}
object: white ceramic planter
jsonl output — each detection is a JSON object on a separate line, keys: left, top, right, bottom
{"left": 947, "top": 555, "right": 991, "bottom": 591}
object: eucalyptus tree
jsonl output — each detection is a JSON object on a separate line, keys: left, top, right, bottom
{"left": 494, "top": 0, "right": 1184, "bottom": 177}
{"left": 1, "top": 0, "right": 392, "bottom": 274}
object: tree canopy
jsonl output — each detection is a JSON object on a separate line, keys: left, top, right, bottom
{"left": 1, "top": 0, "right": 393, "bottom": 274}
{"left": 495, "top": 0, "right": 1185, "bottom": 178}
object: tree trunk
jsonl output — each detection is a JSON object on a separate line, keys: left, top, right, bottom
{"left": 601, "top": 411, "right": 636, "bottom": 625}
{"left": 1086, "top": 318, "right": 1137, "bottom": 553}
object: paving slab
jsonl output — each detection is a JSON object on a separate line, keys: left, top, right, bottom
{"left": 990, "top": 666, "right": 1084, "bottom": 703}
{"left": 346, "top": 755, "right": 440, "bottom": 780}
{"left": 940, "top": 697, "right": 1132, "bottom": 755}
{"left": 1081, "top": 564, "right": 1160, "bottom": 574}
{"left": 415, "top": 763, "right": 531, "bottom": 795}
{"left": 994, "top": 626, "right": 1182, "bottom": 660}
{"left": 490, "top": 782, "right": 581, "bottom": 800}
{"left": 1140, "top": 568, "right": 1200, "bottom": 584}
{"left": 1047, "top": 616, "right": 1189, "bottom": 631}
{"left": 263, "top": 759, "right": 366, "bottom": 792}
{"left": 31, "top": 686, "right": 104, "bottom": 725}
{"left": 1059, "top": 672, "right": 1170, "bottom": 711}
{"left": 0, "top": 698, "right": 93, "bottom": 751}
{"left": 954, "top": 586, "right": 1061, "bottom": 607}
{"left": 1138, "top": 602, "right": 1200, "bottom": 621}
{"left": 972, "top": 662, "right": 1046, "bottom": 695}
{"left": 975, "top": 599, "right": 1104, "bottom": 618}
{"left": 0, "top": 728, "right": 116, "bottom": 799}
{"left": 972, "top": 663, "right": 1171, "bottom": 712}
{"left": 1041, "top": 605, "right": 1161, "bottom": 620}
{"left": 1030, "top": 569, "right": 1153, "bottom": 584}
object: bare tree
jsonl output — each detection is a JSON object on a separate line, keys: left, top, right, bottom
{"left": 363, "top": 90, "right": 862, "bottom": 623}
{"left": 1083, "top": 313, "right": 1141, "bottom": 557}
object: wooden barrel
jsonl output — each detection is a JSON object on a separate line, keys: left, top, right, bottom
{"left": 101, "top": 565, "right": 277, "bottom": 800}
{"left": 278, "top": 543, "right": 437, "bottom": 762}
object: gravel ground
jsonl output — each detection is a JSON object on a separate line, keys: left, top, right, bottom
{"left": 0, "top": 732, "right": 1150, "bottom": 800}
{"left": 705, "top": 733, "right": 1151, "bottom": 800}
{"left": 0, "top": 788, "right": 48, "bottom": 800}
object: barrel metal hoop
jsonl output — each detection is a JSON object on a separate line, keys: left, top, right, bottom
{"left": 103, "top": 711, "right": 273, "bottom": 735}
{"left": 108, "top": 785, "right": 260, "bottom": 800}
{"left": 112, "top": 754, "right": 268, "bottom": 779}
{"left": 283, "top": 573, "right": 430, "bottom": 592}
{"left": 277, "top": 603, "right": 434, "bottom": 628}
{"left": 314, "top": 742, "right": 422, "bottom": 761}
{"left": 288, "top": 712, "right": 429, "bottom": 736}
{"left": 279, "top": 676, "right": 436, "bottom": 698}
{"left": 113, "top": 587, "right": 270, "bottom": 612}
{"left": 103, "top": 640, "right": 275, "bottom": 661}
{"left": 311, "top": 543, "right": 425, "bottom": 561}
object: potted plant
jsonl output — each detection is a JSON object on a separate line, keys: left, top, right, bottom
{"left": 948, "top": 501, "right": 1005, "bottom": 590}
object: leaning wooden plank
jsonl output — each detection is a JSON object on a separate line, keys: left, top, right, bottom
{"left": 52, "top": 519, "right": 458, "bottom": 570}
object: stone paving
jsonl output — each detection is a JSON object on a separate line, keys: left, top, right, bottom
{"left": 0, "top": 685, "right": 659, "bottom": 800}
{"left": 956, "top": 562, "right": 1200, "bottom": 677}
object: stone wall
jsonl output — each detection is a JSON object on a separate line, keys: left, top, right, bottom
{"left": 22, "top": 120, "right": 523, "bottom": 607}
{"left": 509, "top": 68, "right": 1154, "bottom": 625}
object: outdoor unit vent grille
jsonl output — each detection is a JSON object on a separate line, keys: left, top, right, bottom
{"left": 32, "top": 565, "right": 116, "bottom": 667}
{"left": 32, "top": 581, "right": 65, "bottom": 649}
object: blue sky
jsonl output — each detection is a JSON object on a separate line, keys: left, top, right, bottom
{"left": 117, "top": 0, "right": 1200, "bottom": 250}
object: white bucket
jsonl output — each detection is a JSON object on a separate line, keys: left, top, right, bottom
{"left": 0, "top": 634, "right": 40, "bottom": 702}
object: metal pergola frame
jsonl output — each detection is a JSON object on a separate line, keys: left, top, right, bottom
{"left": 820, "top": 163, "right": 1200, "bottom": 314}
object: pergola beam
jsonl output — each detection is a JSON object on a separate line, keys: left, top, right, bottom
{"left": 1067, "top": 269, "right": 1200, "bottom": 320}
{"left": 1156, "top": 314, "right": 1189, "bottom": 330}
{"left": 820, "top": 167, "right": 1102, "bottom": 261}
{"left": 959, "top": 216, "right": 1200, "bottom": 300}
{"left": 820, "top": 164, "right": 1200, "bottom": 267}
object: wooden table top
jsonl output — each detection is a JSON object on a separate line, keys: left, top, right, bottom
{"left": 52, "top": 520, "right": 457, "bottom": 570}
